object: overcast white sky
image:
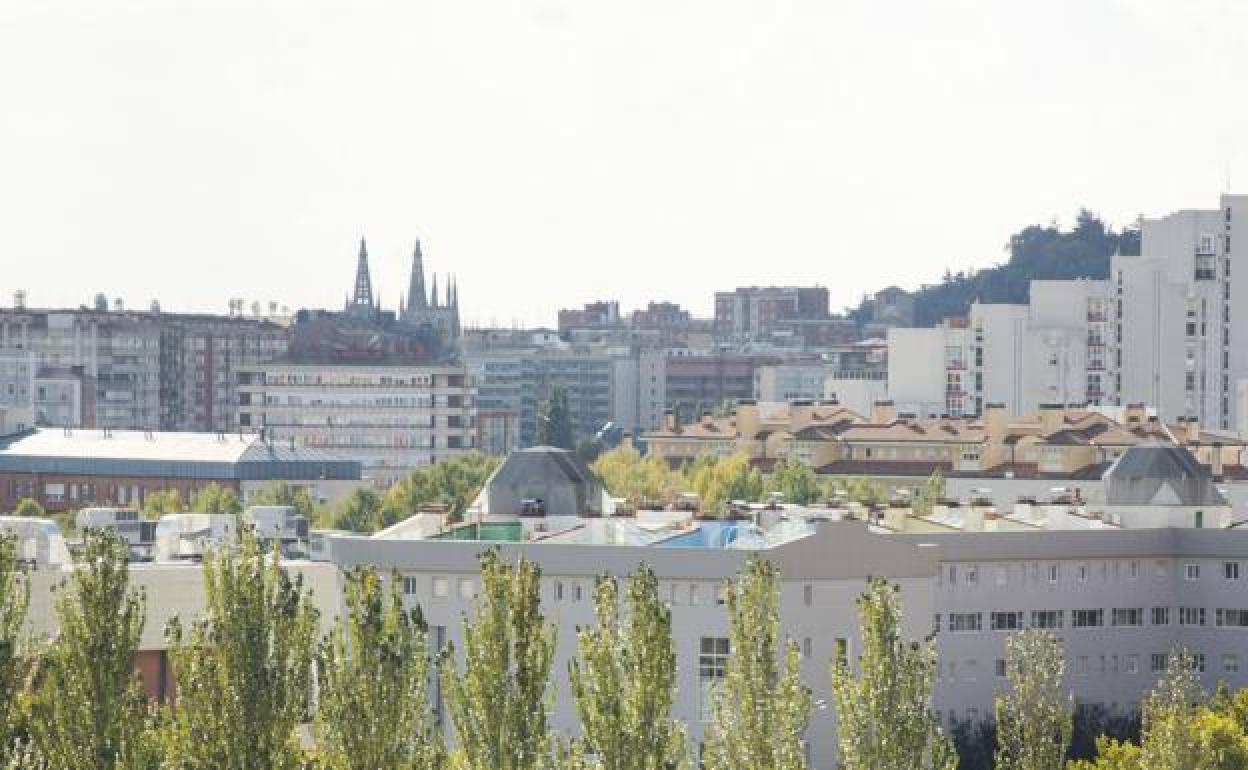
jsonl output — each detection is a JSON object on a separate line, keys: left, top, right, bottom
{"left": 2, "top": 0, "right": 1246, "bottom": 326}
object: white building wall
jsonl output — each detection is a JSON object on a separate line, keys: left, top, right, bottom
{"left": 888, "top": 326, "right": 964, "bottom": 417}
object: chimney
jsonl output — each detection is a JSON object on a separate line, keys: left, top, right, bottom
{"left": 1124, "top": 402, "right": 1146, "bottom": 425}
{"left": 1213, "top": 441, "right": 1225, "bottom": 479}
{"left": 983, "top": 402, "right": 1008, "bottom": 443}
{"left": 662, "top": 409, "right": 678, "bottom": 433}
{"left": 1039, "top": 403, "right": 1064, "bottom": 435}
{"left": 1185, "top": 416, "right": 1201, "bottom": 444}
{"left": 872, "top": 400, "right": 897, "bottom": 424}
{"left": 736, "top": 399, "right": 760, "bottom": 439}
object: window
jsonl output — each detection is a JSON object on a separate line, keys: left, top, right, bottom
{"left": 1047, "top": 565, "right": 1059, "bottom": 583}
{"left": 933, "top": 614, "right": 941, "bottom": 636}
{"left": 1152, "top": 654, "right": 1168, "bottom": 673}
{"left": 555, "top": 582, "right": 564, "bottom": 601}
{"left": 1185, "top": 563, "right": 1201, "bottom": 581}
{"left": 802, "top": 637, "right": 812, "bottom": 659}
{"left": 995, "top": 659, "right": 1007, "bottom": 678}
{"left": 1226, "top": 562, "right": 1241, "bottom": 581}
{"left": 1071, "top": 609, "right": 1104, "bottom": 628}
{"left": 402, "top": 576, "right": 418, "bottom": 595}
{"left": 574, "top": 583, "right": 584, "bottom": 602}
{"left": 689, "top": 585, "right": 700, "bottom": 606}
{"left": 699, "top": 637, "right": 730, "bottom": 722}
{"left": 948, "top": 565, "right": 957, "bottom": 584}
{"left": 1129, "top": 560, "right": 1140, "bottom": 580}
{"left": 1031, "top": 610, "right": 1063, "bottom": 629}
{"left": 1111, "top": 608, "right": 1143, "bottom": 627}
{"left": 1152, "top": 606, "right": 1170, "bottom": 626}
{"left": 949, "top": 613, "right": 982, "bottom": 632}
{"left": 1179, "top": 607, "right": 1207, "bottom": 626}
{"left": 1216, "top": 609, "right": 1248, "bottom": 627}
{"left": 432, "top": 576, "right": 449, "bottom": 598}
{"left": 991, "top": 611, "right": 1025, "bottom": 631}
{"left": 966, "top": 565, "right": 979, "bottom": 585}
{"left": 458, "top": 578, "right": 474, "bottom": 600}
{"left": 1224, "top": 655, "right": 1240, "bottom": 674}
{"left": 1195, "top": 653, "right": 1207, "bottom": 673}
{"left": 1126, "top": 655, "right": 1139, "bottom": 675}
{"left": 803, "top": 584, "right": 813, "bottom": 606}
{"left": 1077, "top": 564, "right": 1089, "bottom": 583}
{"left": 834, "top": 638, "right": 848, "bottom": 667}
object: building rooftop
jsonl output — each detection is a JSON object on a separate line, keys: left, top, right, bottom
{"left": 0, "top": 428, "right": 361, "bottom": 480}
{"left": 1103, "top": 444, "right": 1228, "bottom": 507}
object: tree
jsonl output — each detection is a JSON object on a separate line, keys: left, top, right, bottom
{"left": 30, "top": 529, "right": 155, "bottom": 770}
{"left": 140, "top": 488, "right": 184, "bottom": 519}
{"left": 316, "top": 567, "right": 443, "bottom": 770}
{"left": 685, "top": 453, "right": 762, "bottom": 514}
{"left": 1137, "top": 649, "right": 1203, "bottom": 770}
{"left": 442, "top": 548, "right": 555, "bottom": 770}
{"left": 379, "top": 454, "right": 501, "bottom": 526}
{"left": 568, "top": 566, "right": 688, "bottom": 770}
{"left": 246, "top": 482, "right": 316, "bottom": 517}
{"left": 536, "top": 384, "right": 574, "bottom": 450}
{"left": 764, "top": 456, "right": 820, "bottom": 505}
{"left": 331, "top": 487, "right": 384, "bottom": 533}
{"left": 592, "top": 446, "right": 679, "bottom": 509}
{"left": 187, "top": 483, "right": 242, "bottom": 515}
{"left": 830, "top": 578, "right": 956, "bottom": 770}
{"left": 0, "top": 534, "right": 29, "bottom": 757}
{"left": 575, "top": 437, "right": 605, "bottom": 464}
{"left": 164, "top": 527, "right": 319, "bottom": 770}
{"left": 912, "top": 470, "right": 945, "bottom": 517}
{"left": 703, "top": 557, "right": 810, "bottom": 770}
{"left": 12, "top": 498, "right": 43, "bottom": 518}
{"left": 993, "top": 629, "right": 1072, "bottom": 770}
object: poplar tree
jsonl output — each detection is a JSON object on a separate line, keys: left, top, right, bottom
{"left": 1138, "top": 649, "right": 1204, "bottom": 770}
{"left": 442, "top": 548, "right": 555, "bottom": 770}
{"left": 703, "top": 557, "right": 810, "bottom": 770}
{"left": 0, "top": 533, "right": 28, "bottom": 757}
{"left": 30, "top": 529, "right": 155, "bottom": 770}
{"left": 164, "top": 526, "right": 319, "bottom": 770}
{"left": 993, "top": 629, "right": 1072, "bottom": 770}
{"left": 830, "top": 577, "right": 955, "bottom": 770}
{"left": 568, "top": 565, "right": 688, "bottom": 770}
{"left": 0, "top": 531, "right": 27, "bottom": 758}
{"left": 316, "top": 566, "right": 443, "bottom": 770}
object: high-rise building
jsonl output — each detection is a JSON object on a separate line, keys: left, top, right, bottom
{"left": 1109, "top": 195, "right": 1248, "bottom": 430}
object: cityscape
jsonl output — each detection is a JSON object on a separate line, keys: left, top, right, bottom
{"left": 3, "top": 3, "right": 1248, "bottom": 770}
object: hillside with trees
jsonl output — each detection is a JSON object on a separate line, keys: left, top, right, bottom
{"left": 852, "top": 210, "right": 1141, "bottom": 327}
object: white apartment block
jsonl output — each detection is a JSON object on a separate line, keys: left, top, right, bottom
{"left": 888, "top": 281, "right": 1109, "bottom": 418}
{"left": 236, "top": 363, "right": 477, "bottom": 486}
{"left": 1109, "top": 194, "right": 1248, "bottom": 430}
{"left": 755, "top": 363, "right": 887, "bottom": 417}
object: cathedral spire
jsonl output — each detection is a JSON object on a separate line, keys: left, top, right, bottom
{"left": 407, "top": 240, "right": 428, "bottom": 315}
{"left": 351, "top": 237, "right": 374, "bottom": 308}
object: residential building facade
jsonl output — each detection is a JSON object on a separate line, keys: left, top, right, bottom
{"left": 236, "top": 362, "right": 477, "bottom": 486}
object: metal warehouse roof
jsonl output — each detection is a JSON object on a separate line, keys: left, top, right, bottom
{"left": 0, "top": 429, "right": 361, "bottom": 481}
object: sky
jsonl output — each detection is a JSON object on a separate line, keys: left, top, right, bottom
{"left": 2, "top": 0, "right": 1246, "bottom": 327}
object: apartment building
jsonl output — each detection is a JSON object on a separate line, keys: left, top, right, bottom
{"left": 886, "top": 280, "right": 1109, "bottom": 418}
{"left": 755, "top": 345, "right": 887, "bottom": 417}
{"left": 644, "top": 400, "right": 1245, "bottom": 499}
{"left": 0, "top": 308, "right": 287, "bottom": 432}
{"left": 236, "top": 362, "right": 477, "bottom": 486}
{"left": 1108, "top": 194, "right": 1248, "bottom": 430}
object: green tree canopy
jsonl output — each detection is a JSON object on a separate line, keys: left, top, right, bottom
{"left": 765, "top": 456, "right": 820, "bottom": 505}
{"left": 568, "top": 565, "right": 688, "bottom": 770}
{"left": 442, "top": 549, "right": 555, "bottom": 770}
{"left": 0, "top": 534, "right": 29, "bottom": 758}
{"left": 994, "top": 629, "right": 1072, "bottom": 770}
{"left": 246, "top": 482, "right": 316, "bottom": 517}
{"left": 704, "top": 557, "right": 810, "bottom": 770}
{"left": 140, "top": 488, "right": 184, "bottom": 519}
{"left": 316, "top": 567, "right": 443, "bottom": 770}
{"left": 12, "top": 498, "right": 43, "bottom": 518}
{"left": 165, "top": 527, "right": 319, "bottom": 770}
{"left": 536, "top": 384, "right": 575, "bottom": 450}
{"left": 830, "top": 578, "right": 955, "bottom": 770}
{"left": 187, "top": 483, "right": 242, "bottom": 515}
{"left": 30, "top": 529, "right": 154, "bottom": 770}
